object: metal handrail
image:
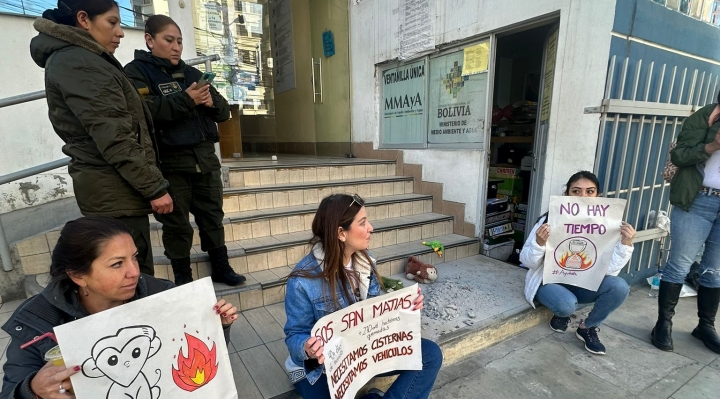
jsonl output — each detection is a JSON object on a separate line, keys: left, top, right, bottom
{"left": 0, "top": 54, "right": 219, "bottom": 109}
{"left": 0, "top": 54, "right": 220, "bottom": 272}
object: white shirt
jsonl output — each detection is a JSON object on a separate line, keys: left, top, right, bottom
{"left": 702, "top": 151, "right": 720, "bottom": 190}
{"left": 519, "top": 216, "right": 634, "bottom": 307}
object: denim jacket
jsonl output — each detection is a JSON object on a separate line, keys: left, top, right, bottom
{"left": 283, "top": 244, "right": 382, "bottom": 385}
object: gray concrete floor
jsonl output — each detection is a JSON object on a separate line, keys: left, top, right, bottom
{"left": 430, "top": 287, "right": 720, "bottom": 399}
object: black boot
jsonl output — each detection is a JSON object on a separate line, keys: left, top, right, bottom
{"left": 208, "top": 245, "right": 246, "bottom": 286}
{"left": 651, "top": 281, "right": 683, "bottom": 351}
{"left": 171, "top": 258, "right": 194, "bottom": 286}
{"left": 691, "top": 285, "right": 720, "bottom": 354}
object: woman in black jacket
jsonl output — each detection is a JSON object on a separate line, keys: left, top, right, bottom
{"left": 0, "top": 217, "right": 238, "bottom": 399}
{"left": 30, "top": 0, "right": 174, "bottom": 277}
{"left": 125, "top": 15, "right": 245, "bottom": 286}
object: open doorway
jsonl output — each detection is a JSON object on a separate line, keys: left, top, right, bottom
{"left": 484, "top": 22, "right": 557, "bottom": 265}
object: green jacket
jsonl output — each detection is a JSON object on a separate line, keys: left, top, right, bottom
{"left": 670, "top": 103, "right": 720, "bottom": 211}
{"left": 124, "top": 51, "right": 230, "bottom": 174}
{"left": 29, "top": 18, "right": 168, "bottom": 217}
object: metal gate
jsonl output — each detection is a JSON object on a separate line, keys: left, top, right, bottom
{"left": 588, "top": 55, "right": 719, "bottom": 284}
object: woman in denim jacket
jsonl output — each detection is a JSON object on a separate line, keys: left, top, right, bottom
{"left": 283, "top": 194, "right": 443, "bottom": 399}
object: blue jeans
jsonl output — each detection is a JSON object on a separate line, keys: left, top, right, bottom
{"left": 535, "top": 276, "right": 630, "bottom": 328}
{"left": 293, "top": 338, "right": 443, "bottom": 399}
{"left": 664, "top": 192, "right": 720, "bottom": 288}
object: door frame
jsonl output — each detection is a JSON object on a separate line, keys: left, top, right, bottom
{"left": 477, "top": 16, "right": 560, "bottom": 242}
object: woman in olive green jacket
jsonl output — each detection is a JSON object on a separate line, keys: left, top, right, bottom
{"left": 30, "top": 0, "right": 173, "bottom": 276}
{"left": 651, "top": 90, "right": 720, "bottom": 355}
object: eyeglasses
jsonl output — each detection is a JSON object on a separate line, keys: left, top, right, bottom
{"left": 348, "top": 194, "right": 365, "bottom": 209}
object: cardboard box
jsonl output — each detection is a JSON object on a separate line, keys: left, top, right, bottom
{"left": 512, "top": 222, "right": 526, "bottom": 232}
{"left": 486, "top": 211, "right": 511, "bottom": 225}
{"left": 514, "top": 212, "right": 527, "bottom": 220}
{"left": 483, "top": 240, "right": 515, "bottom": 262}
{"left": 497, "top": 177, "right": 524, "bottom": 197}
{"left": 512, "top": 230, "right": 526, "bottom": 245}
{"left": 485, "top": 222, "right": 513, "bottom": 238}
{"left": 489, "top": 165, "right": 521, "bottom": 179}
{"left": 516, "top": 203, "right": 529, "bottom": 212}
{"left": 486, "top": 198, "right": 509, "bottom": 214}
{"left": 497, "top": 194, "right": 522, "bottom": 204}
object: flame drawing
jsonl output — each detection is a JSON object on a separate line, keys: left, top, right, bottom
{"left": 558, "top": 251, "right": 593, "bottom": 269}
{"left": 172, "top": 333, "right": 218, "bottom": 392}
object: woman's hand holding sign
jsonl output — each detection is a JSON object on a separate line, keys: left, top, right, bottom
{"left": 620, "top": 222, "right": 636, "bottom": 246}
{"left": 304, "top": 336, "right": 325, "bottom": 364}
{"left": 535, "top": 223, "right": 550, "bottom": 246}
{"left": 412, "top": 286, "right": 424, "bottom": 311}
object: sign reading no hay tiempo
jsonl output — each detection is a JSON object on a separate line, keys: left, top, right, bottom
{"left": 543, "top": 196, "right": 627, "bottom": 291}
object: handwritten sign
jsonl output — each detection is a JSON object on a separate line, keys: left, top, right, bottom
{"left": 543, "top": 196, "right": 627, "bottom": 291}
{"left": 54, "top": 278, "right": 237, "bottom": 399}
{"left": 311, "top": 284, "right": 422, "bottom": 399}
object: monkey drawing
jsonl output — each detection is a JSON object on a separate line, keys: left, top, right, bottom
{"left": 82, "top": 325, "right": 162, "bottom": 399}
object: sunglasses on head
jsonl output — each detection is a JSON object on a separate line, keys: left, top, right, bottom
{"left": 348, "top": 194, "right": 365, "bottom": 209}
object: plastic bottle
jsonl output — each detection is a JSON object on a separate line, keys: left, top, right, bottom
{"left": 649, "top": 270, "right": 662, "bottom": 297}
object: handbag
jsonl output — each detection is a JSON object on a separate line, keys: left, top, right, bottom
{"left": 661, "top": 142, "right": 678, "bottom": 183}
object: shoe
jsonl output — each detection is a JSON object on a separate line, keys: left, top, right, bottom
{"left": 208, "top": 245, "right": 246, "bottom": 286}
{"left": 549, "top": 315, "right": 571, "bottom": 333}
{"left": 171, "top": 258, "right": 194, "bottom": 286}
{"left": 576, "top": 324, "right": 606, "bottom": 355}
{"left": 651, "top": 281, "right": 683, "bottom": 351}
{"left": 691, "top": 285, "right": 720, "bottom": 354}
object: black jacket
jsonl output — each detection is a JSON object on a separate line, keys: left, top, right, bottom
{"left": 29, "top": 18, "right": 169, "bottom": 217}
{"left": 125, "top": 51, "right": 230, "bottom": 174}
{"left": 0, "top": 276, "right": 174, "bottom": 399}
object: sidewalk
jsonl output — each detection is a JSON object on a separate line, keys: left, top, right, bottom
{"left": 431, "top": 286, "right": 720, "bottom": 399}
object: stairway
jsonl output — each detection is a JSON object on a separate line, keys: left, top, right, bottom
{"left": 16, "top": 156, "right": 480, "bottom": 310}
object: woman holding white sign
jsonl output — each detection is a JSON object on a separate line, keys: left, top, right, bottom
{"left": 0, "top": 217, "right": 238, "bottom": 399}
{"left": 283, "top": 194, "right": 442, "bottom": 399}
{"left": 651, "top": 92, "right": 720, "bottom": 354}
{"left": 520, "top": 171, "right": 635, "bottom": 355}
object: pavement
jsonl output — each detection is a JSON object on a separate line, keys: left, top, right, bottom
{"left": 430, "top": 286, "right": 720, "bottom": 399}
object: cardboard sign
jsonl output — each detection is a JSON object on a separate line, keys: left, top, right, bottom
{"left": 543, "top": 196, "right": 627, "bottom": 291}
{"left": 54, "top": 278, "right": 237, "bottom": 399}
{"left": 311, "top": 284, "right": 422, "bottom": 399}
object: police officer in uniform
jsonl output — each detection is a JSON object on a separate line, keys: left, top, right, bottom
{"left": 125, "top": 15, "right": 245, "bottom": 286}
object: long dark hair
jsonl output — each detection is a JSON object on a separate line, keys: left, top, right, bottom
{"left": 50, "top": 216, "right": 133, "bottom": 289}
{"left": 289, "top": 194, "right": 381, "bottom": 309}
{"left": 42, "top": 0, "right": 118, "bottom": 26}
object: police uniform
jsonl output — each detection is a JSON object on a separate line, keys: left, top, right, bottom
{"left": 125, "top": 50, "right": 245, "bottom": 286}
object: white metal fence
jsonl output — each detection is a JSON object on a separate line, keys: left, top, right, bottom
{"left": 589, "top": 55, "right": 718, "bottom": 281}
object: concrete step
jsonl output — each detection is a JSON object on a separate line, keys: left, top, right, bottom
{"left": 221, "top": 176, "right": 414, "bottom": 214}
{"left": 151, "top": 212, "right": 455, "bottom": 264}
{"left": 148, "top": 193, "right": 434, "bottom": 247}
{"left": 228, "top": 161, "right": 397, "bottom": 188}
{"left": 25, "top": 234, "right": 481, "bottom": 313}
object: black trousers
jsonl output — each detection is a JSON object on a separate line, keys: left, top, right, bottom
{"left": 115, "top": 215, "right": 154, "bottom": 276}
{"left": 155, "top": 169, "right": 225, "bottom": 261}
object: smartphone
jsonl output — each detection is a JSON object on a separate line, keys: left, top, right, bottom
{"left": 197, "top": 72, "right": 216, "bottom": 87}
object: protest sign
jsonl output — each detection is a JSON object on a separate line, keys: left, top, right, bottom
{"left": 54, "top": 278, "right": 237, "bottom": 399}
{"left": 311, "top": 283, "right": 422, "bottom": 399}
{"left": 543, "top": 196, "right": 627, "bottom": 291}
